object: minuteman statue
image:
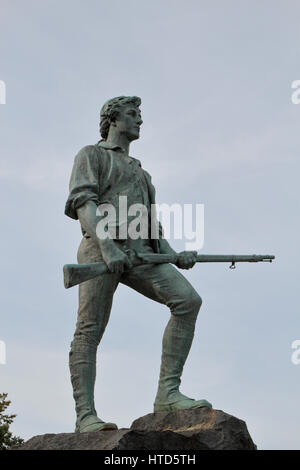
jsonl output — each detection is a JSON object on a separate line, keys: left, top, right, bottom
{"left": 65, "top": 96, "right": 212, "bottom": 433}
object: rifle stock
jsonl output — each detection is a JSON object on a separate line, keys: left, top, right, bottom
{"left": 63, "top": 253, "right": 275, "bottom": 289}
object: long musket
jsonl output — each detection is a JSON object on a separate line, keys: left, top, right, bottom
{"left": 63, "top": 252, "right": 275, "bottom": 289}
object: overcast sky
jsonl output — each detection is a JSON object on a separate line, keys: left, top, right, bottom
{"left": 0, "top": 0, "right": 299, "bottom": 450}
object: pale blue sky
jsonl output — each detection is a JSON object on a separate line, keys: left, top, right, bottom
{"left": 0, "top": 0, "right": 299, "bottom": 449}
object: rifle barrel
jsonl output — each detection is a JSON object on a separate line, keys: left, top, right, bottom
{"left": 63, "top": 253, "right": 275, "bottom": 289}
{"left": 195, "top": 254, "right": 275, "bottom": 263}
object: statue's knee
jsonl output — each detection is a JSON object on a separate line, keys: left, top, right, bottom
{"left": 70, "top": 332, "right": 99, "bottom": 354}
{"left": 189, "top": 291, "right": 202, "bottom": 313}
{"left": 169, "top": 288, "right": 202, "bottom": 317}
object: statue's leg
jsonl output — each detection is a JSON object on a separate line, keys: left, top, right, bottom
{"left": 69, "top": 237, "right": 120, "bottom": 433}
{"left": 121, "top": 262, "right": 212, "bottom": 412}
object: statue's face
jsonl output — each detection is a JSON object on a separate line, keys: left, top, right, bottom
{"left": 113, "top": 104, "right": 143, "bottom": 141}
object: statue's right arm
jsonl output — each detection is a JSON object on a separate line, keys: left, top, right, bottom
{"left": 76, "top": 200, "right": 116, "bottom": 254}
{"left": 76, "top": 201, "right": 132, "bottom": 274}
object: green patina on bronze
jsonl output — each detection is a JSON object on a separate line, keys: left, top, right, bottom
{"left": 64, "top": 96, "right": 274, "bottom": 433}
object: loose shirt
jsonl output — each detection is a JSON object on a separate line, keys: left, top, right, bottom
{"left": 65, "top": 140, "right": 162, "bottom": 253}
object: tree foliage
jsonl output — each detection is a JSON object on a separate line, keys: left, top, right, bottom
{"left": 0, "top": 393, "right": 23, "bottom": 450}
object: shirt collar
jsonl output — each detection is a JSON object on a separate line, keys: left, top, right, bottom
{"left": 97, "top": 140, "right": 142, "bottom": 167}
{"left": 97, "top": 140, "right": 125, "bottom": 152}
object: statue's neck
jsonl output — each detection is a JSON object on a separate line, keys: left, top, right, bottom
{"left": 106, "top": 133, "right": 130, "bottom": 156}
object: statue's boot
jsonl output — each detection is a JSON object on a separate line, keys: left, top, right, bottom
{"left": 153, "top": 315, "right": 212, "bottom": 412}
{"left": 69, "top": 340, "right": 118, "bottom": 433}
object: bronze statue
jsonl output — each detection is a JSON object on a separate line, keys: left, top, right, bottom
{"left": 64, "top": 96, "right": 274, "bottom": 433}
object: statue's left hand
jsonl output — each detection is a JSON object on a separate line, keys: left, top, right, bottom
{"left": 176, "top": 251, "right": 198, "bottom": 269}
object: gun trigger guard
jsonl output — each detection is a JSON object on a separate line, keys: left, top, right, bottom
{"left": 230, "top": 262, "right": 236, "bottom": 270}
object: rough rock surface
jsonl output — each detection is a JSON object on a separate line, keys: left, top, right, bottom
{"left": 15, "top": 408, "right": 256, "bottom": 450}
{"left": 131, "top": 408, "right": 257, "bottom": 450}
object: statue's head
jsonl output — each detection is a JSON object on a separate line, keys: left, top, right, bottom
{"left": 99, "top": 96, "right": 142, "bottom": 141}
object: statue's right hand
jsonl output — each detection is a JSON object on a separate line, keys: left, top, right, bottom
{"left": 102, "top": 246, "right": 133, "bottom": 274}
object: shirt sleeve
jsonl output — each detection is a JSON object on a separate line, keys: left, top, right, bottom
{"left": 65, "top": 145, "right": 100, "bottom": 220}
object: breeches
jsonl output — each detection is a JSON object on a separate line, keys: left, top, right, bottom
{"left": 71, "top": 237, "right": 202, "bottom": 350}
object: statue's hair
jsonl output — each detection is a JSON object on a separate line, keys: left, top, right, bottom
{"left": 99, "top": 96, "right": 141, "bottom": 139}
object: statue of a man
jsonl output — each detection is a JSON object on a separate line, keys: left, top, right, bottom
{"left": 65, "top": 96, "right": 212, "bottom": 433}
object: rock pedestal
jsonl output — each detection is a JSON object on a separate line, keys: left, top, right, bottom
{"left": 16, "top": 408, "right": 256, "bottom": 450}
